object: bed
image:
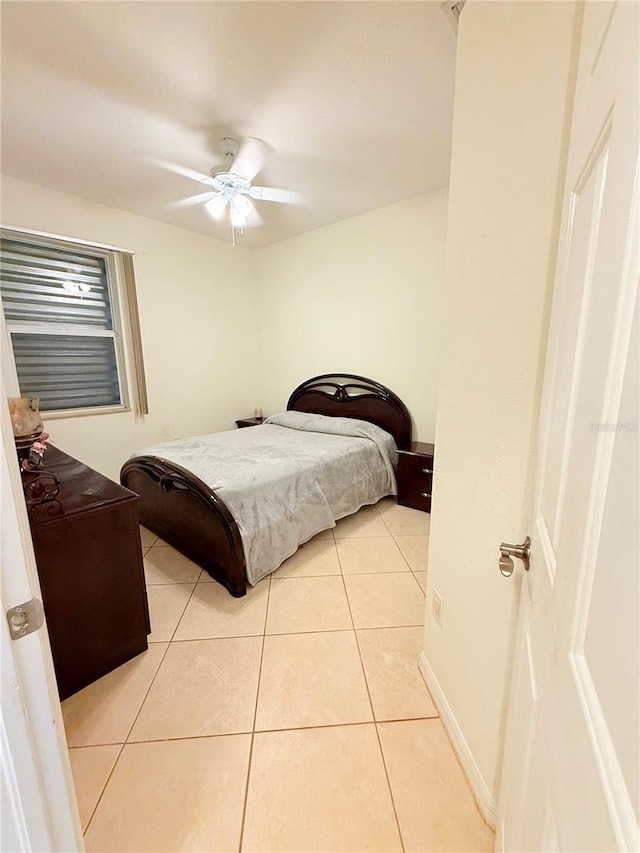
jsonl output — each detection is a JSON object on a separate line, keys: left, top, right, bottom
{"left": 120, "top": 374, "right": 412, "bottom": 597}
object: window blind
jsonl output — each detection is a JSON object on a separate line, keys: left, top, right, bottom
{"left": 10, "top": 333, "right": 121, "bottom": 411}
{"left": 0, "top": 237, "right": 122, "bottom": 412}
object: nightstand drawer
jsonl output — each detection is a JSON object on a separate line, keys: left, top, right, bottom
{"left": 398, "top": 454, "right": 434, "bottom": 486}
{"left": 397, "top": 482, "right": 432, "bottom": 513}
{"left": 396, "top": 441, "right": 435, "bottom": 514}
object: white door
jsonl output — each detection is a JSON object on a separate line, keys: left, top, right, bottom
{"left": 497, "top": 1, "right": 639, "bottom": 850}
{"left": 0, "top": 378, "right": 82, "bottom": 852}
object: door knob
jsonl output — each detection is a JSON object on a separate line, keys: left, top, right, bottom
{"left": 499, "top": 553, "right": 515, "bottom": 577}
{"left": 499, "top": 536, "right": 531, "bottom": 576}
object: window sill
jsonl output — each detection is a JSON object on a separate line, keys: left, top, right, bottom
{"left": 43, "top": 404, "right": 132, "bottom": 421}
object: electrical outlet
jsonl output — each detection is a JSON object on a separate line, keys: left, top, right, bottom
{"left": 432, "top": 589, "right": 443, "bottom": 627}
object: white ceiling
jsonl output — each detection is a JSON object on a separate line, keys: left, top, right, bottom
{"left": 0, "top": 2, "right": 457, "bottom": 248}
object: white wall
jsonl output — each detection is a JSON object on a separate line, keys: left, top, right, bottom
{"left": 1, "top": 175, "right": 259, "bottom": 479}
{"left": 421, "top": 0, "right": 579, "bottom": 814}
{"left": 254, "top": 190, "right": 449, "bottom": 442}
{"left": 1, "top": 179, "right": 447, "bottom": 476}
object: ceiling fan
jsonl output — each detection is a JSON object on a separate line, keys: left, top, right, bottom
{"left": 157, "top": 137, "right": 301, "bottom": 243}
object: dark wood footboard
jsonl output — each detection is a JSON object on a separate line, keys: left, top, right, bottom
{"left": 120, "top": 455, "right": 247, "bottom": 597}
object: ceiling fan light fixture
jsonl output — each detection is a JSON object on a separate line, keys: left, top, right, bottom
{"left": 230, "top": 207, "right": 248, "bottom": 229}
{"left": 205, "top": 194, "right": 227, "bottom": 220}
{"left": 231, "top": 193, "right": 253, "bottom": 218}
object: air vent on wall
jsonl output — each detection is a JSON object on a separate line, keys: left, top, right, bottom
{"left": 441, "top": 0, "right": 466, "bottom": 34}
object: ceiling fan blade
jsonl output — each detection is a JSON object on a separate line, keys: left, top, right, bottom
{"left": 149, "top": 157, "right": 216, "bottom": 186}
{"left": 231, "top": 137, "right": 267, "bottom": 182}
{"left": 248, "top": 186, "right": 304, "bottom": 205}
{"left": 168, "top": 191, "right": 216, "bottom": 209}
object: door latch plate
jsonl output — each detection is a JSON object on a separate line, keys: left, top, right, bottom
{"left": 6, "top": 598, "right": 45, "bottom": 641}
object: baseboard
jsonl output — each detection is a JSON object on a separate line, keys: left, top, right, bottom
{"left": 419, "top": 650, "right": 498, "bottom": 828}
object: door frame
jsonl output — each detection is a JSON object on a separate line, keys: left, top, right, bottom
{"left": 1, "top": 373, "right": 82, "bottom": 852}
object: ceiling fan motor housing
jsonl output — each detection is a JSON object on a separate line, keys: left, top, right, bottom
{"left": 211, "top": 172, "right": 251, "bottom": 194}
{"left": 218, "top": 136, "right": 239, "bottom": 159}
{"left": 209, "top": 137, "right": 245, "bottom": 188}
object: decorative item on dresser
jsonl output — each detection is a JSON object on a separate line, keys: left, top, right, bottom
{"left": 235, "top": 417, "right": 265, "bottom": 428}
{"left": 25, "top": 446, "right": 150, "bottom": 700}
{"left": 8, "top": 396, "right": 50, "bottom": 470}
{"left": 396, "top": 441, "right": 435, "bottom": 513}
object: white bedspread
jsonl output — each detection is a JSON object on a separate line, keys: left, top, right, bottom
{"left": 136, "top": 411, "right": 397, "bottom": 585}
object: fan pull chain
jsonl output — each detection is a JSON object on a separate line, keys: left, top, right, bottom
{"left": 230, "top": 220, "right": 246, "bottom": 248}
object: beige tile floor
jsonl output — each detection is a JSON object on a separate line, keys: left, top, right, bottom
{"left": 65, "top": 499, "right": 494, "bottom": 852}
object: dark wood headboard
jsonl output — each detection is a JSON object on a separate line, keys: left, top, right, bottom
{"left": 287, "top": 373, "right": 412, "bottom": 450}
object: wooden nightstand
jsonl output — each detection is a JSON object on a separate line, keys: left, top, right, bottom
{"left": 235, "top": 417, "right": 265, "bottom": 428}
{"left": 396, "top": 441, "right": 434, "bottom": 513}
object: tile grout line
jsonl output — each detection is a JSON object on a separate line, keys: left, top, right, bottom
{"left": 166, "top": 576, "right": 202, "bottom": 642}
{"left": 390, "top": 528, "right": 429, "bottom": 597}
{"left": 81, "top": 742, "right": 125, "bottom": 837}
{"left": 339, "top": 517, "right": 407, "bottom": 853}
{"left": 153, "top": 626, "right": 362, "bottom": 642}
{"left": 337, "top": 538, "right": 408, "bottom": 850}
{"left": 147, "top": 579, "right": 199, "bottom": 644}
{"left": 393, "top": 533, "right": 429, "bottom": 599}
{"left": 392, "top": 534, "right": 426, "bottom": 597}
{"left": 75, "top": 714, "right": 442, "bottom": 749}
{"left": 365, "top": 504, "right": 424, "bottom": 851}
{"left": 374, "top": 719, "right": 407, "bottom": 853}
{"left": 390, "top": 533, "right": 420, "bottom": 581}
{"left": 343, "top": 507, "right": 408, "bottom": 850}
{"left": 253, "top": 714, "right": 440, "bottom": 734}
{"left": 334, "top": 542, "right": 378, "bottom": 730}
{"left": 119, "top": 573, "right": 203, "bottom": 746}
{"left": 238, "top": 574, "right": 272, "bottom": 852}
{"left": 75, "top": 546, "right": 185, "bottom": 834}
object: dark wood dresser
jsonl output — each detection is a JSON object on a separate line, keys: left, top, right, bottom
{"left": 25, "top": 446, "right": 150, "bottom": 700}
{"left": 396, "top": 441, "right": 435, "bottom": 513}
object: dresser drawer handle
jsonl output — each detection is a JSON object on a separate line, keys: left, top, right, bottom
{"left": 421, "top": 468, "right": 433, "bottom": 475}
{"left": 420, "top": 492, "right": 432, "bottom": 499}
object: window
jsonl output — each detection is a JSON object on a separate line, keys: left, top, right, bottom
{"left": 0, "top": 230, "right": 148, "bottom": 417}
